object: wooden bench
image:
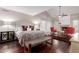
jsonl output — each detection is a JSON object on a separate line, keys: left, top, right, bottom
{"left": 24, "top": 36, "right": 52, "bottom": 52}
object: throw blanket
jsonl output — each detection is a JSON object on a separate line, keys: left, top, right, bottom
{"left": 16, "top": 31, "right": 47, "bottom": 46}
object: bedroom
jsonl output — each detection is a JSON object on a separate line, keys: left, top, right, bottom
{"left": 0, "top": 6, "right": 78, "bottom": 53}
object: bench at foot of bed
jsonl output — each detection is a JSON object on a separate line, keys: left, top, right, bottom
{"left": 24, "top": 37, "right": 52, "bottom": 53}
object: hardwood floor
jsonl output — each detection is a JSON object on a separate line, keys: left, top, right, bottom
{"left": 0, "top": 40, "right": 71, "bottom": 53}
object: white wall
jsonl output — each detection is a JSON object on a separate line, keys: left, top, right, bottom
{"left": 0, "top": 17, "right": 53, "bottom": 32}
{"left": 53, "top": 20, "right": 61, "bottom": 31}
{"left": 72, "top": 20, "right": 79, "bottom": 32}
{"left": 0, "top": 25, "right": 15, "bottom": 32}
{"left": 39, "top": 20, "right": 52, "bottom": 32}
{"left": 0, "top": 20, "right": 34, "bottom": 32}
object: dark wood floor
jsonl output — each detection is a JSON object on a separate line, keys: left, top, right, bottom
{"left": 0, "top": 40, "right": 71, "bottom": 53}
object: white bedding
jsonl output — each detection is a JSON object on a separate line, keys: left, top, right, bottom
{"left": 15, "top": 30, "right": 49, "bottom": 47}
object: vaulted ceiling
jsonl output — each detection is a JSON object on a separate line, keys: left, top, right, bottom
{"left": 0, "top": 6, "right": 79, "bottom": 22}
{"left": 1, "top": 6, "right": 52, "bottom": 16}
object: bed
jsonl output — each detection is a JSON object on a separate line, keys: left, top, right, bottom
{"left": 15, "top": 30, "right": 52, "bottom": 52}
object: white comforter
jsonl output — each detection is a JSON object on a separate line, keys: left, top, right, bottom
{"left": 16, "top": 31, "right": 48, "bottom": 47}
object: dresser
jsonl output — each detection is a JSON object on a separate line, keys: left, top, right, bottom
{"left": 0, "top": 31, "right": 16, "bottom": 43}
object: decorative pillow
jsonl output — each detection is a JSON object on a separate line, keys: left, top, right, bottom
{"left": 50, "top": 27, "right": 57, "bottom": 32}
{"left": 22, "top": 25, "right": 28, "bottom": 31}
{"left": 29, "top": 25, "right": 34, "bottom": 30}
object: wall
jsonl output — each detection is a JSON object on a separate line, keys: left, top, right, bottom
{"left": 72, "top": 20, "right": 79, "bottom": 32}
{"left": 0, "top": 20, "right": 34, "bottom": 32}
{"left": 53, "top": 20, "right": 61, "bottom": 31}
{"left": 0, "top": 18, "right": 53, "bottom": 32}
{"left": 39, "top": 20, "right": 53, "bottom": 32}
{"left": 0, "top": 25, "right": 15, "bottom": 32}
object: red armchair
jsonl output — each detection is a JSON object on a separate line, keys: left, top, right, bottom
{"left": 65, "top": 27, "right": 75, "bottom": 34}
{"left": 50, "top": 27, "right": 57, "bottom": 32}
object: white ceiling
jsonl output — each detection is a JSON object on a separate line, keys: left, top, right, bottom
{"left": 0, "top": 6, "right": 79, "bottom": 22}
{"left": 47, "top": 6, "right": 79, "bottom": 16}
{"left": 2, "top": 6, "right": 79, "bottom": 16}
{"left": 35, "top": 6, "right": 79, "bottom": 20}
{"left": 1, "top": 6, "right": 52, "bottom": 16}
{"left": 0, "top": 7, "right": 35, "bottom": 25}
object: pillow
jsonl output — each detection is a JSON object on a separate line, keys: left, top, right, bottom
{"left": 29, "top": 25, "right": 34, "bottom": 30}
{"left": 22, "top": 25, "right": 28, "bottom": 31}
